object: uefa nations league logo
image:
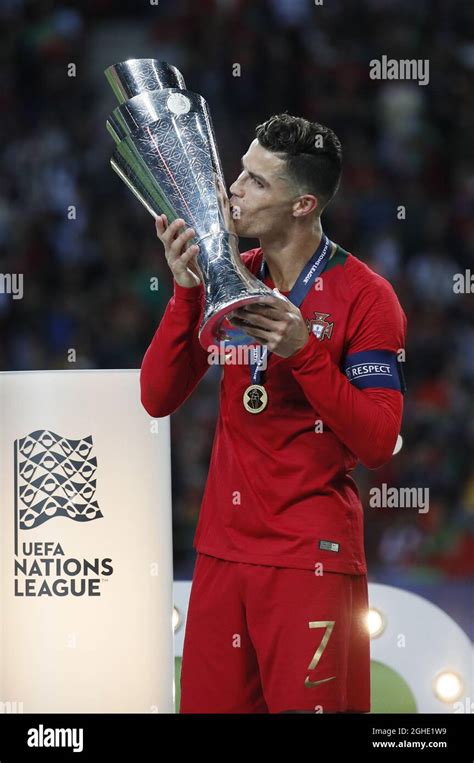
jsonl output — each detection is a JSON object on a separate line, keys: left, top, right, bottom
{"left": 13, "top": 430, "right": 113, "bottom": 597}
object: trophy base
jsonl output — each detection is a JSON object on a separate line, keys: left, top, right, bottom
{"left": 199, "top": 293, "right": 281, "bottom": 350}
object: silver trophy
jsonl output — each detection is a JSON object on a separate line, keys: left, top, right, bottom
{"left": 104, "top": 58, "right": 277, "bottom": 348}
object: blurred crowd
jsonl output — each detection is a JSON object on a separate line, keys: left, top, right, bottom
{"left": 0, "top": 0, "right": 473, "bottom": 581}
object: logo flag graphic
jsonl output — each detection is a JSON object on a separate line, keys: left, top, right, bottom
{"left": 15, "top": 430, "right": 103, "bottom": 532}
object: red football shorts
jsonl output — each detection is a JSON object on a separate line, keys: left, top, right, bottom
{"left": 179, "top": 552, "right": 371, "bottom": 713}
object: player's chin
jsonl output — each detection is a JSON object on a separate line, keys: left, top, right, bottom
{"left": 233, "top": 219, "right": 259, "bottom": 239}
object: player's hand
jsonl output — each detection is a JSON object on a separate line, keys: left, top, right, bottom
{"left": 155, "top": 214, "right": 202, "bottom": 288}
{"left": 228, "top": 294, "right": 310, "bottom": 358}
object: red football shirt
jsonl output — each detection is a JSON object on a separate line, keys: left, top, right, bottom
{"left": 140, "top": 244, "right": 407, "bottom": 574}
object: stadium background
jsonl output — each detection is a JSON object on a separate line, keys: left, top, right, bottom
{"left": 1, "top": 0, "right": 472, "bottom": 695}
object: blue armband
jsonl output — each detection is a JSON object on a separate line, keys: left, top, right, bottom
{"left": 343, "top": 350, "right": 406, "bottom": 393}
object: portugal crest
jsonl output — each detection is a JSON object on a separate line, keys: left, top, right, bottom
{"left": 306, "top": 312, "right": 334, "bottom": 341}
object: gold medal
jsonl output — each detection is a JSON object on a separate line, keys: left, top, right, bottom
{"left": 243, "top": 384, "right": 268, "bottom": 414}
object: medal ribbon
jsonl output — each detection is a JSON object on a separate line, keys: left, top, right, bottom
{"left": 249, "top": 234, "right": 333, "bottom": 386}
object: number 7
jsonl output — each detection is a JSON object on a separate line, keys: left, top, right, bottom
{"left": 304, "top": 620, "right": 336, "bottom": 688}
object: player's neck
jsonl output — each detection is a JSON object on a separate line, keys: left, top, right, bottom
{"left": 259, "top": 221, "right": 333, "bottom": 292}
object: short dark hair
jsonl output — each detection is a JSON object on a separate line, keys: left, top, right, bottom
{"left": 255, "top": 113, "right": 342, "bottom": 212}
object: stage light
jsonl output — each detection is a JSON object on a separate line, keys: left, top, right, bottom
{"left": 367, "top": 607, "right": 386, "bottom": 638}
{"left": 393, "top": 434, "right": 403, "bottom": 455}
{"left": 173, "top": 605, "right": 182, "bottom": 633}
{"left": 433, "top": 671, "right": 464, "bottom": 703}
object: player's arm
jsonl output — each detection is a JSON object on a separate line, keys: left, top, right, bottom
{"left": 140, "top": 280, "right": 211, "bottom": 418}
{"left": 140, "top": 216, "right": 210, "bottom": 418}
{"left": 289, "top": 277, "right": 407, "bottom": 469}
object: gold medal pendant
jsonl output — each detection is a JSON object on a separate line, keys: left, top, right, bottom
{"left": 243, "top": 384, "right": 268, "bottom": 414}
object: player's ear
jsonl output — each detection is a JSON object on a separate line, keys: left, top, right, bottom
{"left": 292, "top": 194, "right": 318, "bottom": 218}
